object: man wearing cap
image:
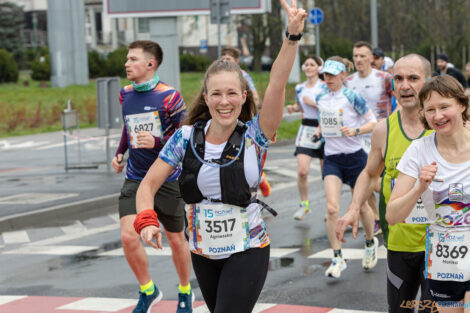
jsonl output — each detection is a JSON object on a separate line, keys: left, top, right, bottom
{"left": 371, "top": 47, "right": 385, "bottom": 71}
{"left": 435, "top": 53, "right": 468, "bottom": 88}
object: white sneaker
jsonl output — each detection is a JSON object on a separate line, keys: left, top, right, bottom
{"left": 362, "top": 236, "right": 379, "bottom": 270}
{"left": 293, "top": 203, "right": 310, "bottom": 221}
{"left": 325, "top": 256, "right": 347, "bottom": 278}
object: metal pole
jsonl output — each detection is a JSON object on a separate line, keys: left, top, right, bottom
{"left": 62, "top": 115, "right": 68, "bottom": 172}
{"left": 370, "top": 0, "right": 378, "bottom": 47}
{"left": 217, "top": 0, "right": 221, "bottom": 59}
{"left": 315, "top": 25, "right": 320, "bottom": 58}
{"left": 104, "top": 82, "right": 111, "bottom": 174}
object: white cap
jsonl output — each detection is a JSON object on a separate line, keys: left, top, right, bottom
{"left": 384, "top": 56, "right": 394, "bottom": 70}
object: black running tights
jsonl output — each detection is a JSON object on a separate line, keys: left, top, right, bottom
{"left": 191, "top": 246, "right": 270, "bottom": 313}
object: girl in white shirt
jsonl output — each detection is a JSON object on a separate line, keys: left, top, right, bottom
{"left": 316, "top": 57, "right": 378, "bottom": 278}
{"left": 387, "top": 75, "right": 470, "bottom": 311}
{"left": 286, "top": 55, "right": 327, "bottom": 220}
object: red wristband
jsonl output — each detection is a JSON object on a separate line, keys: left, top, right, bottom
{"left": 134, "top": 209, "right": 159, "bottom": 235}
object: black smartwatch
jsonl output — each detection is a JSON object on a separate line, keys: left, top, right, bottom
{"left": 355, "top": 128, "right": 361, "bottom": 136}
{"left": 285, "top": 29, "right": 303, "bottom": 41}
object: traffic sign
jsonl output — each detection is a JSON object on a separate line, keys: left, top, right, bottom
{"left": 309, "top": 7, "right": 324, "bottom": 25}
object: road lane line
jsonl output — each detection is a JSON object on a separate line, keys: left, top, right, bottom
{"left": 2, "top": 230, "right": 30, "bottom": 244}
{"left": 308, "top": 246, "right": 387, "bottom": 259}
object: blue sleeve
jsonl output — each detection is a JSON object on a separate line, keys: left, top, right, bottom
{"left": 158, "top": 128, "right": 188, "bottom": 167}
{"left": 352, "top": 92, "right": 369, "bottom": 116}
{"left": 246, "top": 114, "right": 270, "bottom": 149}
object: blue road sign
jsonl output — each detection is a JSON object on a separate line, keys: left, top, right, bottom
{"left": 309, "top": 7, "right": 324, "bottom": 25}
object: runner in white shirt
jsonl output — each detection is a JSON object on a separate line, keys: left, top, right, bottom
{"left": 387, "top": 75, "right": 470, "bottom": 312}
{"left": 286, "top": 55, "right": 327, "bottom": 220}
{"left": 315, "top": 57, "right": 378, "bottom": 278}
{"left": 345, "top": 41, "right": 393, "bottom": 236}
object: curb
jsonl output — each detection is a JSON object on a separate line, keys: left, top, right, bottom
{"left": 0, "top": 194, "right": 119, "bottom": 232}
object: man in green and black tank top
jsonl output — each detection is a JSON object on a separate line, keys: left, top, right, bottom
{"left": 336, "top": 54, "right": 434, "bottom": 313}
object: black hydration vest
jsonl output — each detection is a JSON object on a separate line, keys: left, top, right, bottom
{"left": 178, "top": 120, "right": 252, "bottom": 207}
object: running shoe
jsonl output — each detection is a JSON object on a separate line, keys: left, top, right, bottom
{"left": 293, "top": 202, "right": 310, "bottom": 220}
{"left": 373, "top": 219, "right": 382, "bottom": 235}
{"left": 259, "top": 171, "right": 271, "bottom": 197}
{"left": 362, "top": 236, "right": 379, "bottom": 270}
{"left": 176, "top": 290, "right": 195, "bottom": 313}
{"left": 325, "top": 256, "right": 347, "bottom": 278}
{"left": 133, "top": 284, "right": 163, "bottom": 313}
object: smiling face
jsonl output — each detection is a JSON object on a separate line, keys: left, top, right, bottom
{"left": 303, "top": 57, "right": 320, "bottom": 78}
{"left": 393, "top": 57, "right": 427, "bottom": 109}
{"left": 203, "top": 71, "right": 247, "bottom": 129}
{"left": 353, "top": 46, "right": 373, "bottom": 74}
{"left": 125, "top": 48, "right": 155, "bottom": 84}
{"left": 423, "top": 91, "right": 465, "bottom": 135}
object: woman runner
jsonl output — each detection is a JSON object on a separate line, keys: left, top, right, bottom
{"left": 287, "top": 55, "right": 327, "bottom": 220}
{"left": 133, "top": 2, "right": 307, "bottom": 312}
{"left": 316, "top": 57, "right": 378, "bottom": 278}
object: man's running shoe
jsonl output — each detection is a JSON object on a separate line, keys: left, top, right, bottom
{"left": 259, "top": 172, "right": 271, "bottom": 197}
{"left": 176, "top": 290, "right": 195, "bottom": 313}
{"left": 325, "top": 256, "right": 347, "bottom": 278}
{"left": 293, "top": 202, "right": 310, "bottom": 220}
{"left": 362, "top": 236, "right": 379, "bottom": 270}
{"left": 373, "top": 219, "right": 382, "bottom": 235}
{"left": 133, "top": 284, "right": 163, "bottom": 313}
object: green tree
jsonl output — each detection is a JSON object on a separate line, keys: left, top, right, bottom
{"left": 0, "top": 2, "right": 24, "bottom": 64}
{"left": 0, "top": 49, "right": 19, "bottom": 83}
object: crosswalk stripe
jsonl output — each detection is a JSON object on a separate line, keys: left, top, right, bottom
{"left": 272, "top": 176, "right": 322, "bottom": 192}
{"left": 98, "top": 247, "right": 173, "bottom": 257}
{"left": 0, "top": 295, "right": 27, "bottom": 305}
{"left": 4, "top": 245, "right": 98, "bottom": 255}
{"left": 30, "top": 223, "right": 120, "bottom": 246}
{"left": 308, "top": 246, "right": 387, "bottom": 259}
{"left": 108, "top": 213, "right": 120, "bottom": 223}
{"left": 2, "top": 230, "right": 30, "bottom": 244}
{"left": 60, "top": 221, "right": 87, "bottom": 234}
{"left": 252, "top": 303, "right": 277, "bottom": 312}
{"left": 270, "top": 248, "right": 300, "bottom": 258}
{"left": 329, "top": 309, "right": 385, "bottom": 313}
{"left": 57, "top": 297, "right": 137, "bottom": 312}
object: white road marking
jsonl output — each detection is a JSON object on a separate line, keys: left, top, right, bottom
{"left": 272, "top": 176, "right": 322, "bottom": 192}
{"left": 29, "top": 223, "right": 120, "bottom": 246}
{"left": 252, "top": 303, "right": 277, "bottom": 312}
{"left": 0, "top": 193, "right": 79, "bottom": 205}
{"left": 2, "top": 230, "right": 30, "bottom": 244}
{"left": 0, "top": 140, "right": 50, "bottom": 151}
{"left": 270, "top": 248, "right": 299, "bottom": 258}
{"left": 0, "top": 295, "right": 27, "bottom": 305}
{"left": 57, "top": 297, "right": 136, "bottom": 312}
{"left": 60, "top": 221, "right": 87, "bottom": 235}
{"left": 98, "top": 247, "right": 173, "bottom": 257}
{"left": 329, "top": 309, "right": 386, "bottom": 313}
{"left": 108, "top": 213, "right": 120, "bottom": 223}
{"left": 308, "top": 246, "right": 387, "bottom": 259}
{"left": 4, "top": 245, "right": 98, "bottom": 255}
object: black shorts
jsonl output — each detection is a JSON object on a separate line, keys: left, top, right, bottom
{"left": 118, "top": 179, "right": 185, "bottom": 232}
{"left": 322, "top": 149, "right": 367, "bottom": 188}
{"left": 294, "top": 118, "right": 324, "bottom": 159}
{"left": 387, "top": 250, "right": 433, "bottom": 313}
{"left": 428, "top": 278, "right": 470, "bottom": 303}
